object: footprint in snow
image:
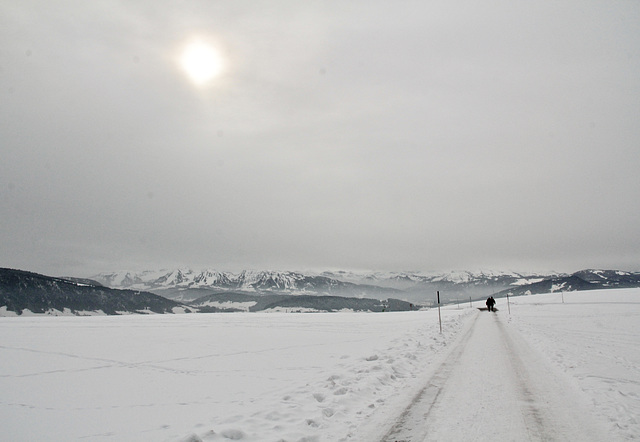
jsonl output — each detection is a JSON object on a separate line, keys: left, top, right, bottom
{"left": 264, "top": 411, "right": 282, "bottom": 421}
{"left": 199, "top": 430, "right": 217, "bottom": 440}
{"left": 220, "top": 429, "right": 246, "bottom": 440}
{"left": 322, "top": 407, "right": 335, "bottom": 417}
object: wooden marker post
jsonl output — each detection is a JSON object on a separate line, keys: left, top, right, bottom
{"left": 437, "top": 291, "right": 442, "bottom": 333}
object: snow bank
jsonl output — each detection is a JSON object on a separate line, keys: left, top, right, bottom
{"left": 0, "top": 306, "right": 18, "bottom": 316}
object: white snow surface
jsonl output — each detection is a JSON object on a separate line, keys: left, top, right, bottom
{"left": 507, "top": 288, "right": 640, "bottom": 440}
{"left": 1, "top": 289, "right": 638, "bottom": 441}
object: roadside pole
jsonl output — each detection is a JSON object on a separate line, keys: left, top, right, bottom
{"left": 507, "top": 292, "right": 511, "bottom": 315}
{"left": 437, "top": 291, "right": 442, "bottom": 333}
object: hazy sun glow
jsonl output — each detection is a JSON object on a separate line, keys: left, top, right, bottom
{"left": 180, "top": 40, "right": 223, "bottom": 85}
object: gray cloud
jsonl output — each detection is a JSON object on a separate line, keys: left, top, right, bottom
{"left": 2, "top": 1, "right": 639, "bottom": 276}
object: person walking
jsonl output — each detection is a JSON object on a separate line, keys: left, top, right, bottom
{"left": 486, "top": 296, "right": 496, "bottom": 312}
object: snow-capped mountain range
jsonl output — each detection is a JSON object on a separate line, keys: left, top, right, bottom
{"left": 91, "top": 268, "right": 569, "bottom": 304}
{"left": 0, "top": 268, "right": 415, "bottom": 315}
{"left": 94, "top": 269, "right": 547, "bottom": 290}
{"left": 3, "top": 267, "right": 640, "bottom": 316}
{"left": 95, "top": 269, "right": 351, "bottom": 293}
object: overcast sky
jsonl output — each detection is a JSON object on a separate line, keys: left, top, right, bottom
{"left": 2, "top": 1, "right": 640, "bottom": 277}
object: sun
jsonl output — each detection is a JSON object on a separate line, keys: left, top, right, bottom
{"left": 179, "top": 39, "right": 224, "bottom": 85}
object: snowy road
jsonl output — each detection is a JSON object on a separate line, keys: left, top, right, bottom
{"left": 381, "top": 310, "right": 610, "bottom": 442}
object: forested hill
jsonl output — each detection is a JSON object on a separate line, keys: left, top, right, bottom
{"left": 0, "top": 268, "right": 189, "bottom": 315}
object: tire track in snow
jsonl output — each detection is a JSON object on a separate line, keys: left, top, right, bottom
{"left": 381, "top": 311, "right": 609, "bottom": 441}
{"left": 380, "top": 312, "right": 480, "bottom": 442}
{"left": 495, "top": 316, "right": 610, "bottom": 441}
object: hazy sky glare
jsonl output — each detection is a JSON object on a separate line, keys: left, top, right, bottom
{"left": 2, "top": 0, "right": 640, "bottom": 277}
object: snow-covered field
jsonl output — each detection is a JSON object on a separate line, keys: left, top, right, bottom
{"left": 1, "top": 289, "right": 638, "bottom": 441}
{"left": 508, "top": 288, "right": 640, "bottom": 440}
